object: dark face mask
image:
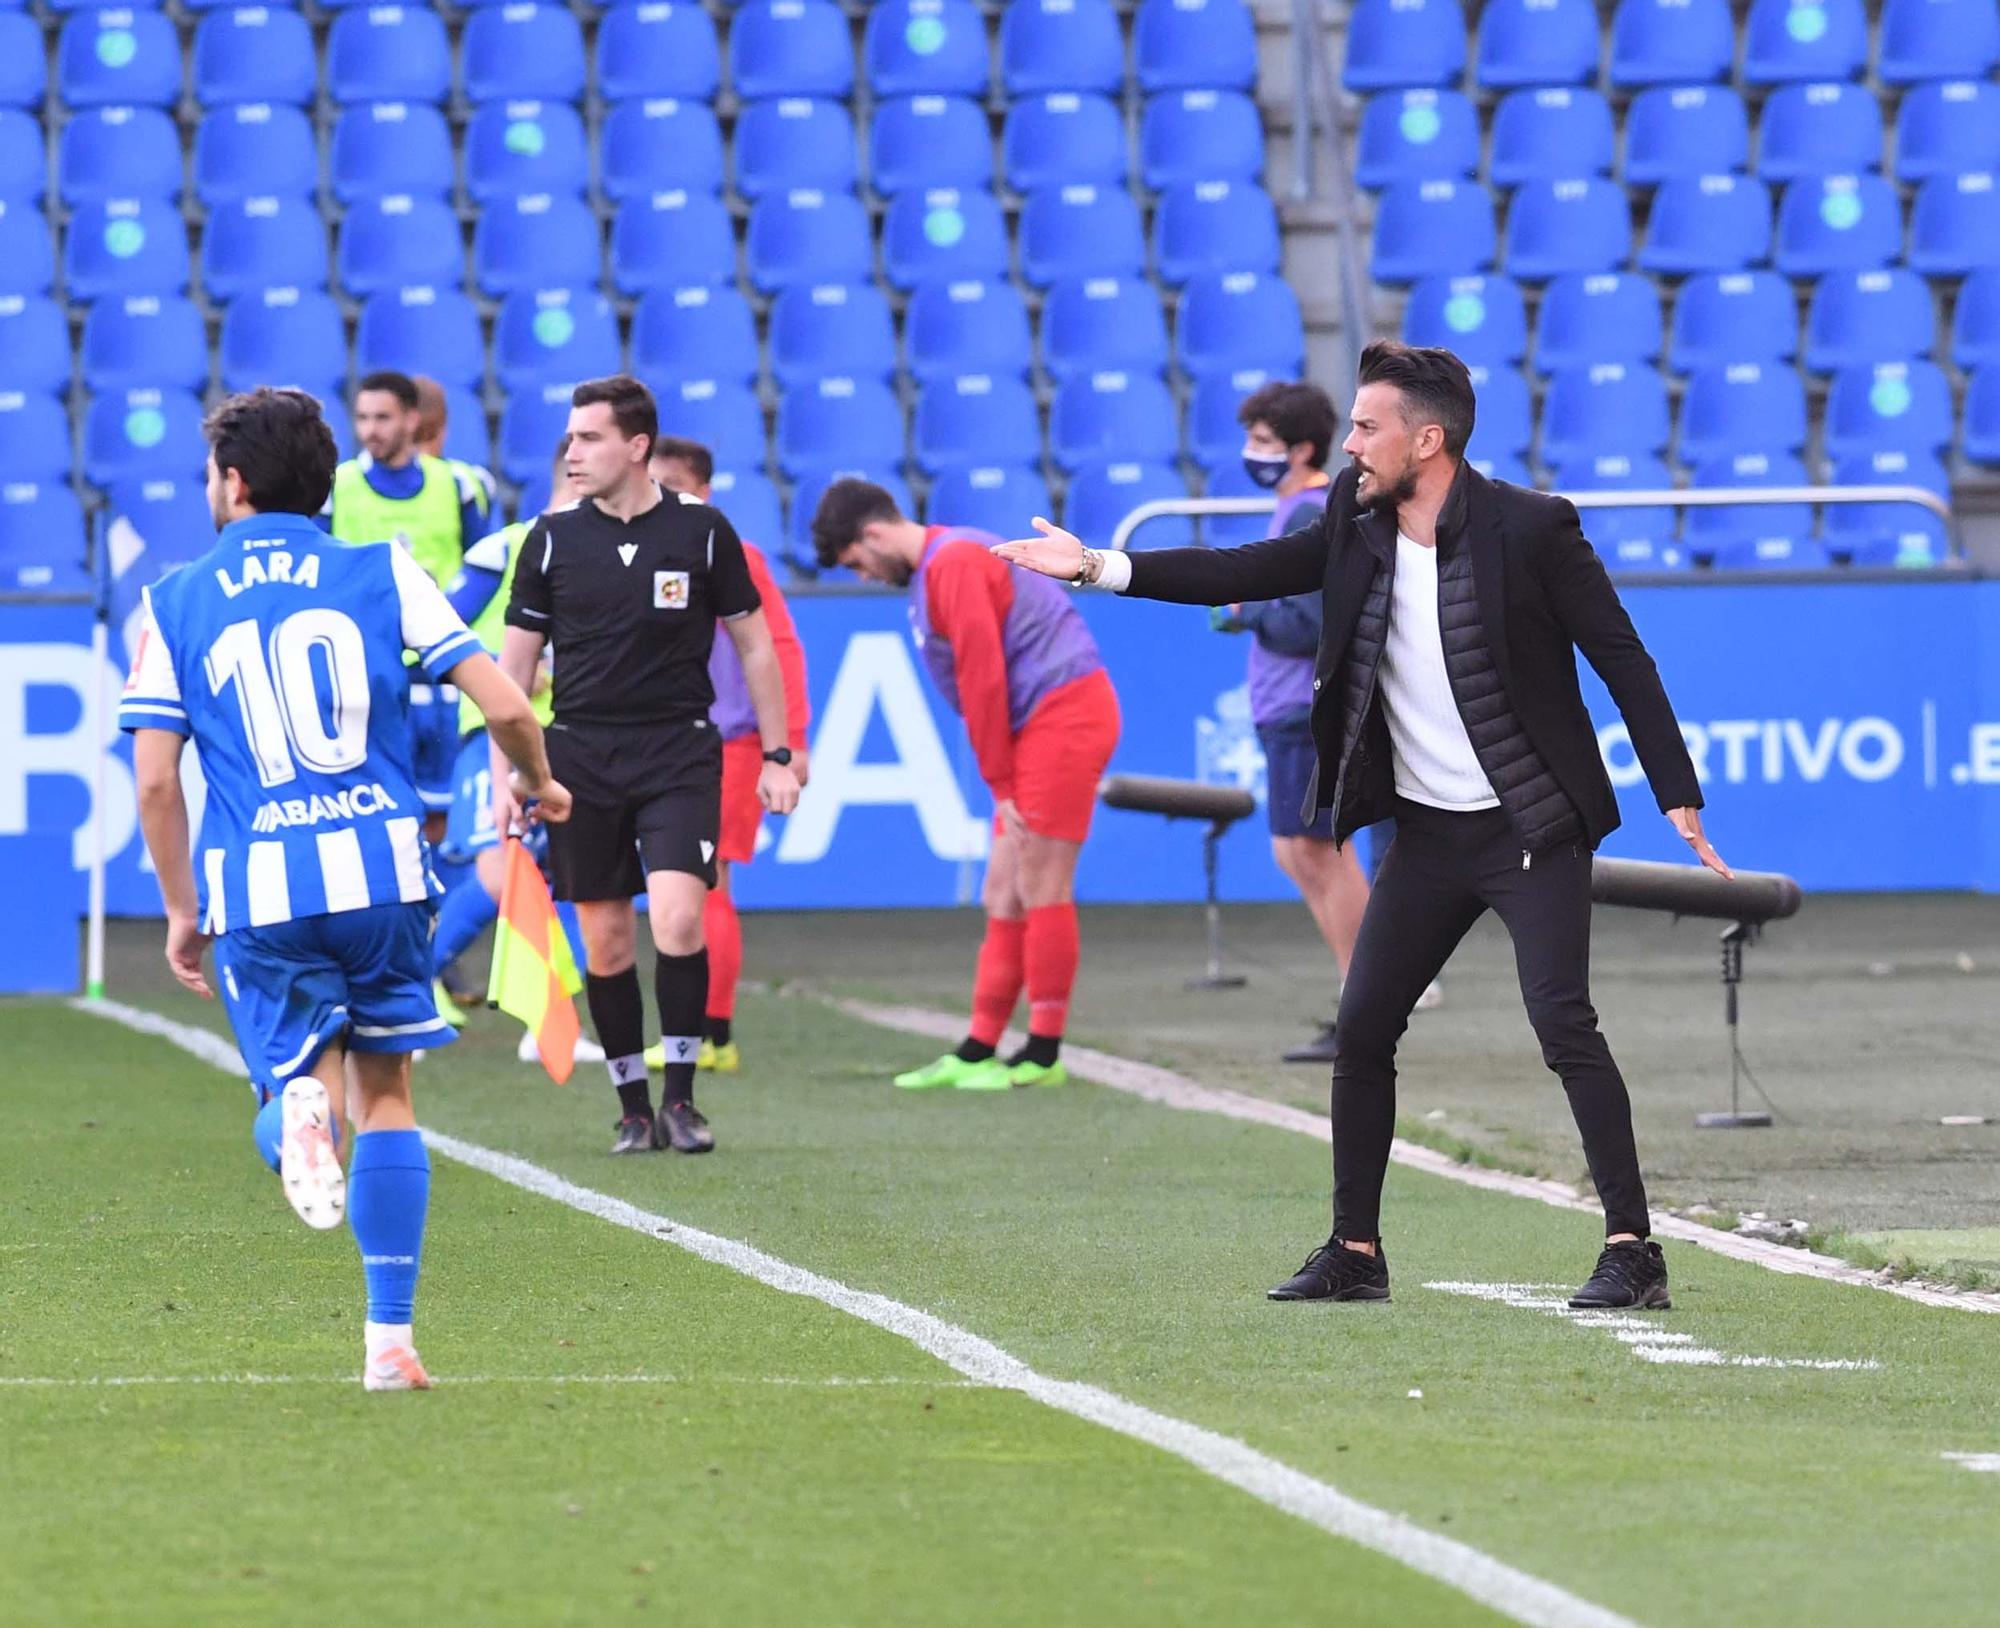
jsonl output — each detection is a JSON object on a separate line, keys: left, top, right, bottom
{"left": 1242, "top": 451, "right": 1289, "bottom": 490}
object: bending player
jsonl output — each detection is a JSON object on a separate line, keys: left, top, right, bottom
{"left": 811, "top": 479, "right": 1120, "bottom": 1090}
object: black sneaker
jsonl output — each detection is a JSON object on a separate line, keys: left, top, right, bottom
{"left": 1267, "top": 1236, "right": 1390, "bottom": 1302}
{"left": 657, "top": 1101, "right": 715, "bottom": 1155}
{"left": 1281, "top": 1024, "right": 1339, "bottom": 1064}
{"left": 611, "top": 1113, "right": 659, "bottom": 1155}
{"left": 1569, "top": 1240, "right": 1671, "bottom": 1309}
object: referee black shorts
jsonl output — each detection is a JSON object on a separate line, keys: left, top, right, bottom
{"left": 543, "top": 717, "right": 722, "bottom": 900}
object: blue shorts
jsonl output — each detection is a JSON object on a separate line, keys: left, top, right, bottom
{"left": 1258, "top": 719, "right": 1335, "bottom": 841}
{"left": 408, "top": 684, "right": 460, "bottom": 813}
{"left": 214, "top": 901, "right": 455, "bottom": 1087}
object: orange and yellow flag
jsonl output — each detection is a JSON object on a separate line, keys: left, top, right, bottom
{"left": 487, "top": 837, "right": 583, "bottom": 1084}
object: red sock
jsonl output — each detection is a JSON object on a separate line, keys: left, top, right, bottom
{"left": 703, "top": 885, "right": 742, "bottom": 1022}
{"left": 1024, "top": 902, "right": 1080, "bottom": 1040}
{"left": 968, "top": 916, "right": 1027, "bottom": 1046}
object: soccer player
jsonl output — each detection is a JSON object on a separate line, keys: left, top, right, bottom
{"left": 493, "top": 377, "right": 802, "bottom": 1156}
{"left": 412, "top": 373, "right": 499, "bottom": 525}
{"left": 121, "top": 387, "right": 569, "bottom": 1390}
{"left": 643, "top": 436, "right": 810, "bottom": 1075}
{"left": 811, "top": 479, "right": 1121, "bottom": 1091}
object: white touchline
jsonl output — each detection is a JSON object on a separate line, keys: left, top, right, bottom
{"left": 1942, "top": 1453, "right": 2000, "bottom": 1474}
{"left": 832, "top": 998, "right": 2000, "bottom": 1318}
{"left": 76, "top": 996, "right": 1639, "bottom": 1628}
{"left": 0, "top": 1373, "right": 981, "bottom": 1391}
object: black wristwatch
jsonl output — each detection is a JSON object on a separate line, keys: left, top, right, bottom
{"left": 762, "top": 746, "right": 794, "bottom": 766}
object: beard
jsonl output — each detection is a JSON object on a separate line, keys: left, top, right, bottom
{"left": 1353, "top": 456, "right": 1418, "bottom": 513}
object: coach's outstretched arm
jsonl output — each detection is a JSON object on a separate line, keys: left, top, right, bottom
{"left": 723, "top": 608, "right": 803, "bottom": 815}
{"left": 995, "top": 507, "right": 1331, "bottom": 606}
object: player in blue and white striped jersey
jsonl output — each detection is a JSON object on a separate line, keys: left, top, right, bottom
{"left": 121, "top": 387, "right": 571, "bottom": 1393}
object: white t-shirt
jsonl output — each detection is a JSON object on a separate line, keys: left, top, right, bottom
{"left": 1378, "top": 533, "right": 1500, "bottom": 811}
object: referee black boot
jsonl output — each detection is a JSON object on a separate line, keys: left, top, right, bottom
{"left": 611, "top": 1113, "right": 660, "bottom": 1155}
{"left": 1568, "top": 1240, "right": 1671, "bottom": 1310}
{"left": 657, "top": 1101, "right": 715, "bottom": 1155}
{"left": 1267, "top": 1236, "right": 1390, "bottom": 1302}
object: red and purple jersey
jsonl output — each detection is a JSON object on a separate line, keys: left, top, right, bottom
{"left": 707, "top": 539, "right": 811, "bottom": 746}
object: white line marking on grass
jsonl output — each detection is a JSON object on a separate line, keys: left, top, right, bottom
{"left": 0, "top": 1373, "right": 982, "bottom": 1391}
{"left": 79, "top": 996, "right": 1641, "bottom": 1628}
{"left": 1942, "top": 1453, "right": 2000, "bottom": 1474}
{"left": 833, "top": 998, "right": 2000, "bottom": 1318}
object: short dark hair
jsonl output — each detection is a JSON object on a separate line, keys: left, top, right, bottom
{"left": 811, "top": 478, "right": 905, "bottom": 569}
{"left": 1237, "top": 381, "right": 1338, "bottom": 468}
{"left": 1355, "top": 340, "right": 1476, "bottom": 460}
{"left": 571, "top": 374, "right": 658, "bottom": 459}
{"left": 205, "top": 388, "right": 339, "bottom": 517}
{"left": 356, "top": 371, "right": 419, "bottom": 412}
{"left": 650, "top": 434, "right": 714, "bottom": 486}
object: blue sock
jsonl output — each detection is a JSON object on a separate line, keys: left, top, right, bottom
{"left": 347, "top": 1129, "right": 430, "bottom": 1325}
{"left": 557, "top": 901, "right": 586, "bottom": 969}
{"left": 433, "top": 875, "right": 499, "bottom": 977}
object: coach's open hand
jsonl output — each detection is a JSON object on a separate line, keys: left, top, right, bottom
{"left": 1668, "top": 806, "right": 1732, "bottom": 879}
{"left": 758, "top": 760, "right": 801, "bottom": 816}
{"left": 993, "top": 518, "right": 1087, "bottom": 581}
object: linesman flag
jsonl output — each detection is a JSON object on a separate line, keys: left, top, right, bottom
{"left": 487, "top": 837, "right": 584, "bottom": 1084}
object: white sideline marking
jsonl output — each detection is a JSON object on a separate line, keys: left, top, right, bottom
{"left": 76, "top": 996, "right": 1639, "bottom": 1628}
{"left": 0, "top": 1373, "right": 979, "bottom": 1391}
{"left": 834, "top": 998, "right": 2000, "bottom": 1318}
{"left": 1942, "top": 1453, "right": 2000, "bottom": 1474}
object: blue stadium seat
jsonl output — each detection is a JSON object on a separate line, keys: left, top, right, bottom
{"left": 0, "top": 109, "right": 36, "bottom": 206}
{"left": 1534, "top": 272, "right": 1661, "bottom": 375}
{"left": 329, "top": 103, "right": 454, "bottom": 205}
{"left": 1042, "top": 277, "right": 1170, "bottom": 381}
{"left": 885, "top": 185, "right": 1012, "bottom": 286}
{"left": 1678, "top": 362, "right": 1808, "bottom": 464}
{"left": 436, "top": 388, "right": 491, "bottom": 471}
{"left": 654, "top": 378, "right": 766, "bottom": 471}
{"left": 339, "top": 194, "right": 461, "bottom": 299}
{"left": 0, "top": 394, "right": 71, "bottom": 482}
{"left": 495, "top": 288, "right": 622, "bottom": 390}
{"left": 1758, "top": 82, "right": 1883, "bottom": 182}
{"left": 707, "top": 469, "right": 786, "bottom": 550}
{"left": 0, "top": 13, "right": 46, "bottom": 111}
{"left": 927, "top": 464, "right": 1054, "bottom": 536}
{"left": 1019, "top": 183, "right": 1145, "bottom": 287}
{"left": 632, "top": 284, "right": 760, "bottom": 388}
{"left": 1006, "top": 94, "right": 1127, "bottom": 194}
{"left": 906, "top": 278, "right": 1035, "bottom": 383}
{"left": 602, "top": 100, "right": 726, "bottom": 201}
{"left": 776, "top": 377, "right": 905, "bottom": 477}
{"left": 463, "top": 5, "right": 586, "bottom": 105}
{"left": 195, "top": 105, "right": 317, "bottom": 208}
{"left": 1608, "top": 0, "right": 1734, "bottom": 88}
{"left": 101, "top": 483, "right": 213, "bottom": 604}
{"left": 0, "top": 484, "right": 89, "bottom": 595}
{"left": 58, "top": 11, "right": 181, "bottom": 109}
{"left": 0, "top": 296, "right": 70, "bottom": 396}
{"left": 1134, "top": 0, "right": 1257, "bottom": 94}
{"left": 1667, "top": 270, "right": 1797, "bottom": 372}
{"left": 1709, "top": 530, "right": 1830, "bottom": 570}
{"left": 1477, "top": 0, "right": 1599, "bottom": 90}
{"left": 1504, "top": 178, "right": 1631, "bottom": 282}
{"left": 613, "top": 190, "right": 738, "bottom": 293}
{"left": 1681, "top": 451, "right": 1815, "bottom": 565}
{"left": 1896, "top": 81, "right": 2000, "bottom": 185}
{"left": 1823, "top": 359, "right": 1955, "bottom": 459}
{"left": 1539, "top": 363, "right": 1670, "bottom": 467}
{"left": 1177, "top": 270, "right": 1305, "bottom": 382}
{"left": 1464, "top": 363, "right": 1532, "bottom": 462}
{"left": 734, "top": 98, "right": 859, "bottom": 200}
{"left": 865, "top": 0, "right": 989, "bottom": 99}
{"left": 1401, "top": 273, "right": 1528, "bottom": 368}
{"left": 1742, "top": 0, "right": 1867, "bottom": 85}
{"left": 1141, "top": 90, "right": 1264, "bottom": 192}
{"left": 1196, "top": 458, "right": 1273, "bottom": 546}
{"left": 218, "top": 287, "right": 347, "bottom": 397}
{"left": 1555, "top": 453, "right": 1681, "bottom": 564}
{"left": 596, "top": 4, "right": 721, "bottom": 103}
{"left": 1155, "top": 179, "right": 1281, "bottom": 286}
{"left": 1909, "top": 172, "right": 2000, "bottom": 277}
{"left": 1879, "top": 0, "right": 2000, "bottom": 86}
{"left": 1776, "top": 173, "right": 1903, "bottom": 275}
{"left": 59, "top": 107, "right": 179, "bottom": 208}
{"left": 1822, "top": 450, "right": 1949, "bottom": 565}
{"left": 1468, "top": 451, "right": 1535, "bottom": 485}
{"left": 769, "top": 281, "right": 897, "bottom": 386}
{"left": 499, "top": 384, "right": 579, "bottom": 482}
{"left": 730, "top": 0, "right": 854, "bottom": 102}
{"left": 871, "top": 96, "right": 993, "bottom": 196}
{"left": 1952, "top": 266, "right": 2000, "bottom": 369}
{"left": 84, "top": 388, "right": 205, "bottom": 485}
{"left": 0, "top": 199, "right": 53, "bottom": 298}
{"left": 1000, "top": 0, "right": 1125, "bottom": 97}
{"left": 204, "top": 194, "right": 331, "bottom": 304}
{"left": 747, "top": 188, "right": 875, "bottom": 294}
{"left": 1343, "top": 0, "right": 1466, "bottom": 92}
{"left": 356, "top": 286, "right": 485, "bottom": 389}
{"left": 783, "top": 466, "right": 916, "bottom": 573}
{"left": 1065, "top": 462, "right": 1195, "bottom": 549}
{"left": 1370, "top": 180, "right": 1496, "bottom": 284}
{"left": 194, "top": 6, "right": 315, "bottom": 107}
{"left": 81, "top": 293, "right": 206, "bottom": 392}
{"left": 1354, "top": 91, "right": 1480, "bottom": 191}
{"left": 1624, "top": 86, "right": 1749, "bottom": 187}
{"left": 1050, "top": 371, "right": 1179, "bottom": 472}
{"left": 1490, "top": 89, "right": 1615, "bottom": 188}
{"left": 67, "top": 198, "right": 189, "bottom": 301}
{"left": 326, "top": 7, "right": 452, "bottom": 105}
{"left": 914, "top": 373, "right": 1043, "bottom": 472}
{"left": 1805, "top": 269, "right": 1933, "bottom": 372}
{"left": 1961, "top": 366, "right": 2000, "bottom": 464}
{"left": 466, "top": 101, "right": 590, "bottom": 204}
{"left": 1640, "top": 174, "right": 1772, "bottom": 275}
{"left": 1184, "top": 367, "right": 1277, "bottom": 469}
{"left": 475, "top": 193, "right": 601, "bottom": 298}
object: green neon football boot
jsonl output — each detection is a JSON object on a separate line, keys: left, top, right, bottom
{"left": 1007, "top": 1059, "right": 1068, "bottom": 1088}
{"left": 894, "top": 1053, "right": 1002, "bottom": 1090}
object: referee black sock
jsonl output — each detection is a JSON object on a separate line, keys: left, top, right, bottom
{"left": 585, "top": 969, "right": 650, "bottom": 1118}
{"left": 654, "top": 949, "right": 708, "bottom": 1108}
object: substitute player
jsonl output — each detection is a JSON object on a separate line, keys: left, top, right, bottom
{"left": 811, "top": 479, "right": 1121, "bottom": 1091}
{"left": 413, "top": 373, "right": 499, "bottom": 525}
{"left": 122, "top": 387, "right": 568, "bottom": 1390}
{"left": 644, "top": 435, "right": 810, "bottom": 1075}
{"left": 494, "top": 377, "right": 802, "bottom": 1156}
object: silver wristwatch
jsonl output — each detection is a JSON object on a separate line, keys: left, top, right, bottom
{"left": 1070, "top": 547, "right": 1101, "bottom": 587}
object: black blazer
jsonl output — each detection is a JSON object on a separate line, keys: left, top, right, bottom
{"left": 1124, "top": 463, "right": 1703, "bottom": 845}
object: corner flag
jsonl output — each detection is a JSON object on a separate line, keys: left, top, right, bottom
{"left": 487, "top": 837, "right": 583, "bottom": 1084}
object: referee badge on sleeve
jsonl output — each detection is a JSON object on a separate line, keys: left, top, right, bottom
{"left": 653, "top": 570, "right": 690, "bottom": 609}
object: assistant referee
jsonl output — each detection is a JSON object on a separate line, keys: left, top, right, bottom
{"left": 493, "top": 375, "right": 801, "bottom": 1156}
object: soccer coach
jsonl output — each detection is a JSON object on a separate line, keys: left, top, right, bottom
{"left": 997, "top": 341, "right": 1727, "bottom": 1313}
{"left": 492, "top": 376, "right": 801, "bottom": 1156}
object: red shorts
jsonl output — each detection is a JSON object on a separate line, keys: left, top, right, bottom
{"left": 718, "top": 733, "right": 765, "bottom": 865}
{"left": 1001, "top": 669, "right": 1121, "bottom": 844}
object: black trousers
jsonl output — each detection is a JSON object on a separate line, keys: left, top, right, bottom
{"left": 1330, "top": 798, "right": 1651, "bottom": 1240}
